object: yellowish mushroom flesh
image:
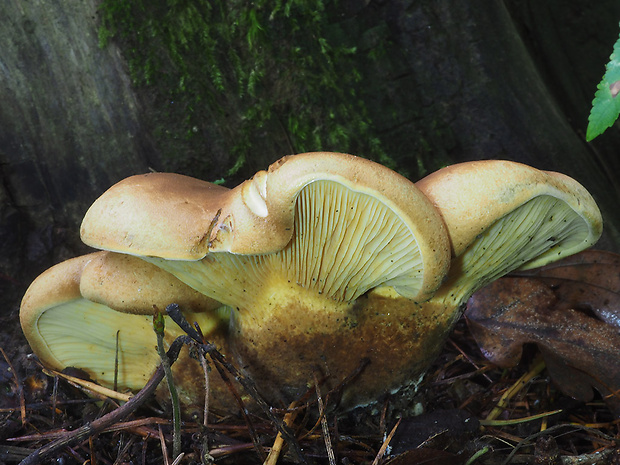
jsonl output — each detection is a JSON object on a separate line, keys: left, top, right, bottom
{"left": 416, "top": 161, "right": 603, "bottom": 318}
{"left": 440, "top": 195, "right": 597, "bottom": 305}
{"left": 20, "top": 252, "right": 234, "bottom": 410}
{"left": 145, "top": 178, "right": 449, "bottom": 406}
{"left": 34, "top": 299, "right": 221, "bottom": 390}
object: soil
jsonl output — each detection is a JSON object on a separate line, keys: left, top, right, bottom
{"left": 0, "top": 310, "right": 617, "bottom": 465}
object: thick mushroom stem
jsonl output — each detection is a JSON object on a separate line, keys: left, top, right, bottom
{"left": 20, "top": 252, "right": 235, "bottom": 412}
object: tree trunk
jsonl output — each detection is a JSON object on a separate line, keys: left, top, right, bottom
{"left": 0, "top": 0, "right": 159, "bottom": 307}
{"left": 353, "top": 0, "right": 620, "bottom": 247}
{"left": 1, "top": 0, "right": 619, "bottom": 314}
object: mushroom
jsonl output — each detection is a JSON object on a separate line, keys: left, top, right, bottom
{"left": 80, "top": 152, "right": 453, "bottom": 407}
{"left": 415, "top": 160, "right": 603, "bottom": 320}
{"left": 20, "top": 251, "right": 234, "bottom": 411}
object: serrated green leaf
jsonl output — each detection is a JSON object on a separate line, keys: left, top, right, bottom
{"left": 586, "top": 24, "right": 620, "bottom": 141}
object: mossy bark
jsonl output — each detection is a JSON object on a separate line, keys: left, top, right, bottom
{"left": 1, "top": 0, "right": 620, "bottom": 312}
{"left": 0, "top": 0, "right": 159, "bottom": 306}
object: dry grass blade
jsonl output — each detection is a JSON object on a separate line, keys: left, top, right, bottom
{"left": 314, "top": 373, "right": 336, "bottom": 465}
{"left": 485, "top": 357, "right": 546, "bottom": 421}
{"left": 43, "top": 368, "right": 132, "bottom": 402}
{"left": 264, "top": 399, "right": 302, "bottom": 465}
{"left": 371, "top": 418, "right": 401, "bottom": 465}
{"left": 0, "top": 346, "right": 26, "bottom": 425}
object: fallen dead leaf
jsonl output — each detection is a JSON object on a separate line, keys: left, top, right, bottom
{"left": 465, "top": 250, "right": 620, "bottom": 413}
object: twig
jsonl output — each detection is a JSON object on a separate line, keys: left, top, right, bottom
{"left": 153, "top": 310, "right": 182, "bottom": 460}
{"left": 0, "top": 346, "right": 26, "bottom": 425}
{"left": 314, "top": 373, "right": 336, "bottom": 465}
{"left": 51, "top": 376, "right": 59, "bottom": 425}
{"left": 171, "top": 309, "right": 266, "bottom": 460}
{"left": 196, "top": 344, "right": 213, "bottom": 461}
{"left": 166, "top": 303, "right": 311, "bottom": 465}
{"left": 208, "top": 346, "right": 267, "bottom": 461}
{"left": 371, "top": 418, "right": 401, "bottom": 465}
{"left": 198, "top": 348, "right": 210, "bottom": 428}
{"left": 264, "top": 399, "right": 302, "bottom": 465}
{"left": 112, "top": 435, "right": 136, "bottom": 465}
{"left": 18, "top": 337, "right": 186, "bottom": 465}
{"left": 159, "top": 424, "right": 170, "bottom": 465}
{"left": 89, "top": 436, "right": 96, "bottom": 465}
{"left": 448, "top": 338, "right": 493, "bottom": 384}
{"left": 486, "top": 357, "right": 546, "bottom": 421}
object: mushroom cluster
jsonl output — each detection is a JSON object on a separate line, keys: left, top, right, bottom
{"left": 20, "top": 153, "right": 603, "bottom": 412}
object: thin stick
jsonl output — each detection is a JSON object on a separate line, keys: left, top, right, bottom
{"left": 89, "top": 435, "right": 97, "bottom": 465}
{"left": 51, "top": 376, "right": 59, "bottom": 425}
{"left": 371, "top": 418, "right": 401, "bottom": 465}
{"left": 0, "top": 346, "right": 26, "bottom": 426}
{"left": 209, "top": 353, "right": 267, "bottom": 461}
{"left": 197, "top": 344, "right": 212, "bottom": 459}
{"left": 314, "top": 374, "right": 336, "bottom": 465}
{"left": 158, "top": 425, "right": 170, "bottom": 465}
{"left": 153, "top": 311, "right": 182, "bottom": 460}
{"left": 198, "top": 350, "right": 210, "bottom": 427}
{"left": 264, "top": 400, "right": 301, "bottom": 465}
{"left": 112, "top": 435, "right": 136, "bottom": 465}
{"left": 448, "top": 338, "right": 493, "bottom": 384}
{"left": 19, "top": 338, "right": 186, "bottom": 465}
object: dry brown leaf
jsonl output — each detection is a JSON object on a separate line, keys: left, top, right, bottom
{"left": 465, "top": 250, "right": 620, "bottom": 412}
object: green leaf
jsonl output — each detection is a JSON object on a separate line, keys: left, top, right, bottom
{"left": 586, "top": 24, "right": 620, "bottom": 141}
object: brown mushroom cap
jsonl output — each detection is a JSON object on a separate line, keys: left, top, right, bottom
{"left": 82, "top": 152, "right": 451, "bottom": 303}
{"left": 416, "top": 160, "right": 603, "bottom": 306}
{"left": 80, "top": 174, "right": 230, "bottom": 260}
{"left": 20, "top": 252, "right": 233, "bottom": 410}
{"left": 79, "top": 251, "right": 222, "bottom": 314}
{"left": 79, "top": 152, "right": 453, "bottom": 407}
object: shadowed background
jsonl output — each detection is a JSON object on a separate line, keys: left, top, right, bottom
{"left": 2, "top": 0, "right": 619, "bottom": 314}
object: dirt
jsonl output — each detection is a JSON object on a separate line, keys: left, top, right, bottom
{"left": 0, "top": 314, "right": 617, "bottom": 464}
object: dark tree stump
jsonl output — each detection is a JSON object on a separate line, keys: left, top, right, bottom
{"left": 1, "top": 0, "right": 619, "bottom": 315}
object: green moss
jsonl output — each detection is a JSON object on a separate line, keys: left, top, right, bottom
{"left": 98, "top": 0, "right": 393, "bottom": 181}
